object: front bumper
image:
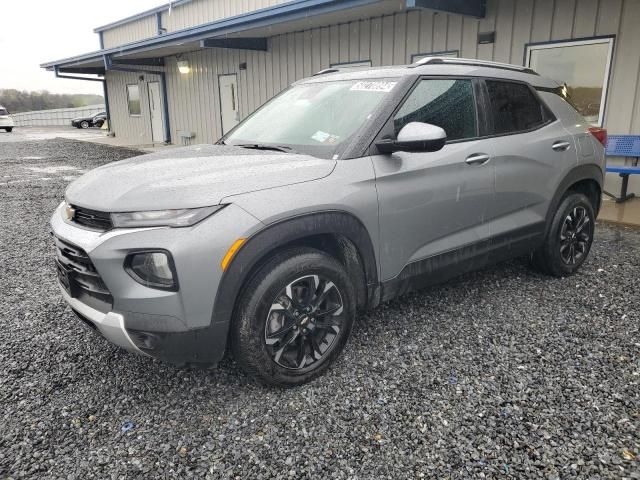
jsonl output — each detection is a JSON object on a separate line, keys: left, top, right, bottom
{"left": 50, "top": 201, "right": 263, "bottom": 364}
{"left": 0, "top": 116, "right": 14, "bottom": 127}
{"left": 59, "top": 285, "right": 141, "bottom": 353}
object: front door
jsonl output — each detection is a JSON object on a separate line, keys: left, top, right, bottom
{"left": 147, "top": 81, "right": 164, "bottom": 143}
{"left": 371, "top": 78, "right": 495, "bottom": 280}
{"left": 219, "top": 74, "right": 240, "bottom": 135}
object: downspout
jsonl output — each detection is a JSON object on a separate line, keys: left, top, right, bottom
{"left": 54, "top": 67, "right": 111, "bottom": 133}
{"left": 103, "top": 55, "right": 171, "bottom": 144}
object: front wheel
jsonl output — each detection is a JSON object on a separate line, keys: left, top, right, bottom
{"left": 80, "top": 120, "right": 90, "bottom": 129}
{"left": 231, "top": 247, "right": 356, "bottom": 386}
{"left": 531, "top": 192, "right": 595, "bottom": 277}
{"left": 4, "top": 127, "right": 12, "bottom": 132}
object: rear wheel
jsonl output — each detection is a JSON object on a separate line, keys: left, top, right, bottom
{"left": 231, "top": 247, "right": 355, "bottom": 386}
{"left": 532, "top": 192, "right": 595, "bottom": 276}
{"left": 5, "top": 127, "right": 12, "bottom": 133}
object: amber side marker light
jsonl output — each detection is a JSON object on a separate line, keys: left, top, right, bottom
{"left": 221, "top": 238, "right": 246, "bottom": 271}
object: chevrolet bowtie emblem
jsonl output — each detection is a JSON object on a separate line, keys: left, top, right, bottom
{"left": 64, "top": 205, "right": 76, "bottom": 221}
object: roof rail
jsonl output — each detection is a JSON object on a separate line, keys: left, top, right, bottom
{"left": 313, "top": 68, "right": 342, "bottom": 76}
{"left": 409, "top": 56, "right": 539, "bottom": 75}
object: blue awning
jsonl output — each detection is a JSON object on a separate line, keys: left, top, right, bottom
{"left": 41, "top": 0, "right": 485, "bottom": 73}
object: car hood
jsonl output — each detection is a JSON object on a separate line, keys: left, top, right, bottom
{"left": 65, "top": 144, "right": 336, "bottom": 211}
{"left": 72, "top": 117, "right": 89, "bottom": 122}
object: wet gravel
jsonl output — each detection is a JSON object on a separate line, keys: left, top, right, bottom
{"left": 1, "top": 138, "right": 639, "bottom": 479}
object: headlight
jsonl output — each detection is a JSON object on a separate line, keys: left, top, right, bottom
{"left": 125, "top": 250, "right": 178, "bottom": 291}
{"left": 111, "top": 205, "right": 225, "bottom": 228}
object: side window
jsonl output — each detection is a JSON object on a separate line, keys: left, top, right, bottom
{"left": 485, "top": 80, "right": 545, "bottom": 134}
{"left": 126, "top": 84, "right": 141, "bottom": 116}
{"left": 393, "top": 79, "right": 477, "bottom": 141}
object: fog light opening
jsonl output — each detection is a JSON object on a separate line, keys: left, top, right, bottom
{"left": 124, "top": 250, "right": 179, "bottom": 291}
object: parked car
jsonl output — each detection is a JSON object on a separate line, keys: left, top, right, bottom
{"left": 51, "top": 58, "right": 606, "bottom": 386}
{"left": 71, "top": 111, "right": 107, "bottom": 129}
{"left": 0, "top": 105, "right": 14, "bottom": 132}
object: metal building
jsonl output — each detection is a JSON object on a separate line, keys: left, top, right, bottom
{"left": 42, "top": 0, "right": 640, "bottom": 189}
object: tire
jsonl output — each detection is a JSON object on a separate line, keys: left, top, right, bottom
{"left": 80, "top": 121, "right": 90, "bottom": 129}
{"left": 231, "top": 247, "right": 356, "bottom": 386}
{"left": 5, "top": 127, "right": 12, "bottom": 133}
{"left": 531, "top": 192, "right": 595, "bottom": 277}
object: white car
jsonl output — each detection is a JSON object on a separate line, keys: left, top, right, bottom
{"left": 0, "top": 105, "right": 14, "bottom": 132}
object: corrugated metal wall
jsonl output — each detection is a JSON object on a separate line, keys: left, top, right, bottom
{"left": 161, "top": 0, "right": 289, "bottom": 33}
{"left": 105, "top": 0, "right": 640, "bottom": 192}
{"left": 102, "top": 16, "right": 157, "bottom": 49}
{"left": 106, "top": 70, "right": 159, "bottom": 145}
{"left": 101, "top": 0, "right": 290, "bottom": 49}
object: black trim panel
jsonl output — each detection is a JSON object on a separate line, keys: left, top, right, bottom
{"left": 544, "top": 164, "right": 603, "bottom": 236}
{"left": 380, "top": 222, "right": 545, "bottom": 302}
{"left": 198, "top": 211, "right": 379, "bottom": 364}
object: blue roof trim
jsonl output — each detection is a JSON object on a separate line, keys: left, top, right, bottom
{"left": 42, "top": 0, "right": 385, "bottom": 69}
{"left": 406, "top": 0, "right": 485, "bottom": 18}
{"left": 94, "top": 0, "right": 194, "bottom": 32}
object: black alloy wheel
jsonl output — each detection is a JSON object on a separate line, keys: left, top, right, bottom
{"left": 559, "top": 205, "right": 591, "bottom": 265}
{"left": 531, "top": 192, "right": 595, "bottom": 277}
{"left": 231, "top": 247, "right": 356, "bottom": 386}
{"left": 264, "top": 274, "right": 345, "bottom": 371}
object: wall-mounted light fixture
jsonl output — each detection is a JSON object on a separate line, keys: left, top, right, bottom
{"left": 478, "top": 31, "right": 496, "bottom": 45}
{"left": 177, "top": 59, "right": 191, "bottom": 74}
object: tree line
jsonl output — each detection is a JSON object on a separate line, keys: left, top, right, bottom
{"left": 0, "top": 89, "right": 104, "bottom": 113}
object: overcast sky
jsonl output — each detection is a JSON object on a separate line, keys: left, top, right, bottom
{"left": 0, "top": 0, "right": 164, "bottom": 95}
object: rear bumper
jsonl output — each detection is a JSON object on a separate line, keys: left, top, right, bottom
{"left": 0, "top": 117, "right": 14, "bottom": 127}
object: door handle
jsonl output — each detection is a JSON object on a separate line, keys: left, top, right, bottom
{"left": 552, "top": 141, "right": 571, "bottom": 152}
{"left": 465, "top": 153, "right": 491, "bottom": 165}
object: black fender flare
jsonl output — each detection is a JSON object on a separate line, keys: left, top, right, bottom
{"left": 209, "top": 210, "right": 379, "bottom": 357}
{"left": 544, "top": 164, "right": 603, "bottom": 236}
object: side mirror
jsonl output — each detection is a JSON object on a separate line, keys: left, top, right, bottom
{"left": 376, "top": 122, "right": 447, "bottom": 154}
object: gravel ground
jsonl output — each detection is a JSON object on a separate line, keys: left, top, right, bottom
{"left": 1, "top": 138, "right": 639, "bottom": 479}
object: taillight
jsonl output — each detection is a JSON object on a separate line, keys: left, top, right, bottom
{"left": 588, "top": 127, "right": 607, "bottom": 146}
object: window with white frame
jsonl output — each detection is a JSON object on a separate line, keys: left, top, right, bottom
{"left": 526, "top": 37, "right": 614, "bottom": 126}
{"left": 126, "top": 84, "right": 141, "bottom": 116}
{"left": 411, "top": 50, "right": 459, "bottom": 63}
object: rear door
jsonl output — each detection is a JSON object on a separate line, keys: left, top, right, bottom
{"left": 371, "top": 77, "right": 495, "bottom": 280}
{"left": 482, "top": 79, "right": 577, "bottom": 244}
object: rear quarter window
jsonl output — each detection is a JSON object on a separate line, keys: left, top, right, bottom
{"left": 485, "top": 80, "right": 547, "bottom": 135}
{"left": 0, "top": 109, "right": 8, "bottom": 115}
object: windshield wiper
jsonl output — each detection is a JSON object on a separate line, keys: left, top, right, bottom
{"left": 235, "top": 143, "right": 295, "bottom": 153}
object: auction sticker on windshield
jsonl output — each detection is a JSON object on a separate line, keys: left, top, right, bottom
{"left": 350, "top": 81, "right": 397, "bottom": 93}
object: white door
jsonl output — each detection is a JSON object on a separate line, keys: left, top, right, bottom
{"left": 147, "top": 81, "right": 164, "bottom": 143}
{"left": 219, "top": 74, "right": 240, "bottom": 135}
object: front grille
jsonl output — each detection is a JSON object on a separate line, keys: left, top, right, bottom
{"left": 72, "top": 205, "right": 113, "bottom": 231}
{"left": 54, "top": 236, "right": 113, "bottom": 313}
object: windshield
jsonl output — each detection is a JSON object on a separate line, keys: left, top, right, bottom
{"left": 224, "top": 79, "right": 399, "bottom": 158}
{"left": 0, "top": 108, "right": 8, "bottom": 115}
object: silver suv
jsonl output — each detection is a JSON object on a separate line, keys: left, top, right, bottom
{"left": 51, "top": 58, "right": 606, "bottom": 386}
